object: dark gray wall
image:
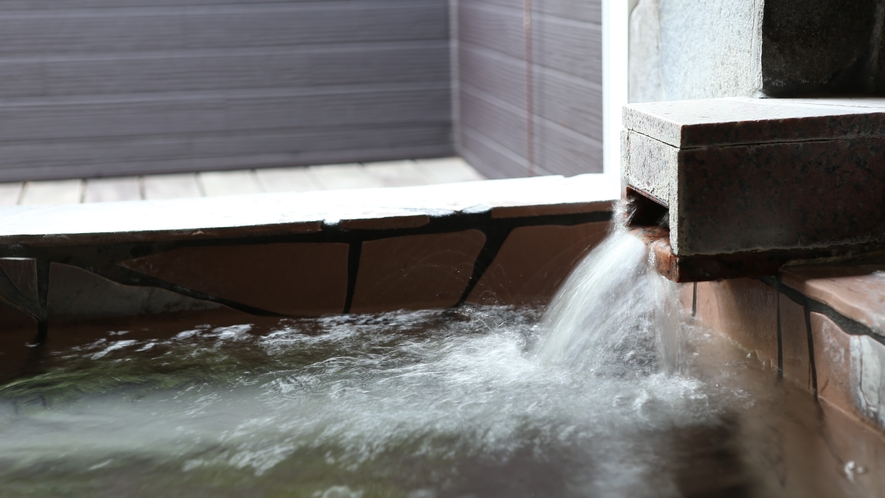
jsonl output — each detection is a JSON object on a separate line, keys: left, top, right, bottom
{"left": 0, "top": 0, "right": 452, "bottom": 181}
{"left": 455, "top": 0, "right": 603, "bottom": 178}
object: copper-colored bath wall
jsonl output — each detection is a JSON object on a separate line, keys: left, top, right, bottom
{"left": 630, "top": 225, "right": 885, "bottom": 283}
{"left": 689, "top": 263, "right": 885, "bottom": 435}
{"left": 0, "top": 175, "right": 617, "bottom": 335}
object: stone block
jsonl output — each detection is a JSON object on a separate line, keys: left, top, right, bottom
{"left": 467, "top": 222, "right": 609, "bottom": 305}
{"left": 0, "top": 258, "right": 37, "bottom": 303}
{"left": 623, "top": 98, "right": 885, "bottom": 260}
{"left": 48, "top": 263, "right": 220, "bottom": 323}
{"left": 121, "top": 243, "right": 350, "bottom": 316}
{"left": 850, "top": 332, "right": 885, "bottom": 431}
{"left": 762, "top": 0, "right": 878, "bottom": 96}
{"left": 351, "top": 230, "right": 486, "bottom": 313}
{"left": 628, "top": 0, "right": 762, "bottom": 102}
{"left": 782, "top": 265, "right": 885, "bottom": 339}
{"left": 779, "top": 293, "right": 812, "bottom": 391}
{"left": 0, "top": 311, "right": 37, "bottom": 381}
{"left": 810, "top": 313, "right": 855, "bottom": 418}
{"left": 678, "top": 282, "right": 695, "bottom": 316}
{"left": 629, "top": 0, "right": 884, "bottom": 100}
{"left": 0, "top": 258, "right": 40, "bottom": 325}
{"left": 695, "top": 279, "right": 778, "bottom": 371}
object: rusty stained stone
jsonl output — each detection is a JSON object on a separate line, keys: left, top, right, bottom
{"left": 338, "top": 215, "right": 431, "bottom": 230}
{"left": 0, "top": 258, "right": 38, "bottom": 303}
{"left": 351, "top": 230, "right": 486, "bottom": 314}
{"left": 810, "top": 312, "right": 855, "bottom": 418}
{"left": 48, "top": 263, "right": 222, "bottom": 323}
{"left": 782, "top": 264, "right": 885, "bottom": 338}
{"left": 695, "top": 279, "right": 780, "bottom": 372}
{"left": 779, "top": 292, "right": 813, "bottom": 392}
{"left": 467, "top": 222, "right": 610, "bottom": 306}
{"left": 628, "top": 226, "right": 885, "bottom": 282}
{"left": 0, "top": 258, "right": 40, "bottom": 328}
{"left": 122, "top": 243, "right": 350, "bottom": 317}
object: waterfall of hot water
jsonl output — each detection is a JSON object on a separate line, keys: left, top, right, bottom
{"left": 538, "top": 209, "right": 685, "bottom": 376}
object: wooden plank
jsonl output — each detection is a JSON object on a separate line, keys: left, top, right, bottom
{"left": 0, "top": 2, "right": 448, "bottom": 56}
{"left": 19, "top": 179, "right": 83, "bottom": 205}
{"left": 254, "top": 167, "right": 323, "bottom": 193}
{"left": 83, "top": 176, "right": 142, "bottom": 203}
{"left": 0, "top": 182, "right": 23, "bottom": 205}
{"left": 458, "top": 1, "right": 601, "bottom": 83}
{"left": 459, "top": 44, "right": 603, "bottom": 141}
{"left": 0, "top": 86, "right": 450, "bottom": 142}
{"left": 458, "top": 131, "right": 524, "bottom": 179}
{"left": 0, "top": 43, "right": 450, "bottom": 99}
{"left": 308, "top": 164, "right": 385, "bottom": 190}
{"left": 413, "top": 158, "right": 486, "bottom": 183}
{"left": 362, "top": 160, "right": 434, "bottom": 187}
{"left": 142, "top": 173, "right": 202, "bottom": 200}
{"left": 198, "top": 170, "right": 263, "bottom": 197}
{"left": 458, "top": 126, "right": 555, "bottom": 179}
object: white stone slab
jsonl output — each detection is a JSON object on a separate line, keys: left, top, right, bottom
{"left": 0, "top": 174, "right": 619, "bottom": 244}
{"left": 623, "top": 97, "right": 885, "bottom": 148}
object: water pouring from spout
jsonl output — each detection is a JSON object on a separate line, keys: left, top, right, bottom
{"left": 537, "top": 204, "right": 685, "bottom": 376}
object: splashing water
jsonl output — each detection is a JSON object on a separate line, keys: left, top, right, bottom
{"left": 0, "top": 219, "right": 875, "bottom": 496}
{"left": 538, "top": 227, "right": 684, "bottom": 376}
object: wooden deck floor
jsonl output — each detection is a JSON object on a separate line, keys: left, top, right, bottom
{"left": 0, "top": 158, "right": 485, "bottom": 206}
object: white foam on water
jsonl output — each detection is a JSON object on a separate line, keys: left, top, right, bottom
{"left": 0, "top": 224, "right": 784, "bottom": 497}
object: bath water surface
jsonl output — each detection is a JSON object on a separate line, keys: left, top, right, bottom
{"left": 0, "top": 231, "right": 881, "bottom": 497}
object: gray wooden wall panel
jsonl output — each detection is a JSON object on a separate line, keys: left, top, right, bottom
{"left": 460, "top": 88, "right": 602, "bottom": 177}
{"left": 0, "top": 3, "right": 449, "bottom": 55}
{"left": 459, "top": 44, "right": 602, "bottom": 141}
{"left": 470, "top": 0, "right": 600, "bottom": 23}
{"left": 0, "top": 44, "right": 450, "bottom": 98}
{"left": 0, "top": 0, "right": 452, "bottom": 181}
{"left": 2, "top": 86, "right": 450, "bottom": 141}
{"left": 458, "top": 2, "right": 601, "bottom": 84}
{"left": 459, "top": 125, "right": 550, "bottom": 179}
{"left": 455, "top": 0, "right": 603, "bottom": 178}
{"left": 0, "top": 125, "right": 452, "bottom": 179}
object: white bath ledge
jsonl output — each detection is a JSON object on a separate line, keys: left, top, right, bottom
{"left": 0, "top": 174, "right": 619, "bottom": 242}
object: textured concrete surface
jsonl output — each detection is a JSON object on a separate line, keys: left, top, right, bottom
{"left": 622, "top": 98, "right": 885, "bottom": 257}
{"left": 628, "top": 0, "right": 762, "bottom": 102}
{"left": 762, "top": 0, "right": 881, "bottom": 96}
{"left": 629, "top": 0, "right": 885, "bottom": 100}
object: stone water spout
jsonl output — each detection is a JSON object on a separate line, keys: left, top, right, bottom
{"left": 621, "top": 97, "right": 885, "bottom": 282}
